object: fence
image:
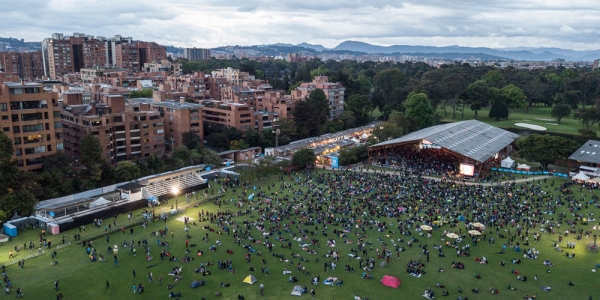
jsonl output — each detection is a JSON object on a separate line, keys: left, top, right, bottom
{"left": 4, "top": 250, "right": 45, "bottom": 267}
{"left": 491, "top": 167, "right": 570, "bottom": 178}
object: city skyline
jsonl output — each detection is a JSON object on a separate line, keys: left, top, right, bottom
{"left": 1, "top": 0, "right": 599, "bottom": 50}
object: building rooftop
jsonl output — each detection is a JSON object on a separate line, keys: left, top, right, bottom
{"left": 370, "top": 120, "right": 518, "bottom": 163}
{"left": 128, "top": 98, "right": 203, "bottom": 110}
{"left": 569, "top": 140, "right": 600, "bottom": 164}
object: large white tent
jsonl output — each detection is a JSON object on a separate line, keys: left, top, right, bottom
{"left": 572, "top": 172, "right": 590, "bottom": 181}
{"left": 501, "top": 156, "right": 516, "bottom": 168}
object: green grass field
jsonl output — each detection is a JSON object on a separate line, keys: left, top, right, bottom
{"left": 436, "top": 105, "right": 592, "bottom": 136}
{"left": 1, "top": 169, "right": 599, "bottom": 300}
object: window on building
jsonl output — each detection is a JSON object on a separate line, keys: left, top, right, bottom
{"left": 1, "top": 116, "right": 7, "bottom": 120}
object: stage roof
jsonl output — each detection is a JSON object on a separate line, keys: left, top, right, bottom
{"left": 569, "top": 140, "right": 600, "bottom": 164}
{"left": 370, "top": 120, "right": 518, "bottom": 162}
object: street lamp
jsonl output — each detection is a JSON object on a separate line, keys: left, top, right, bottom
{"left": 172, "top": 187, "right": 179, "bottom": 209}
{"left": 275, "top": 129, "right": 280, "bottom": 148}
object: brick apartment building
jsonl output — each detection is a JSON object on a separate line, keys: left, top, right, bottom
{"left": 211, "top": 67, "right": 254, "bottom": 86}
{"left": 201, "top": 101, "right": 253, "bottom": 131}
{"left": 128, "top": 97, "right": 203, "bottom": 149}
{"left": 42, "top": 33, "right": 166, "bottom": 79}
{"left": 143, "top": 60, "right": 182, "bottom": 76}
{"left": 0, "top": 81, "right": 63, "bottom": 171}
{"left": 295, "top": 76, "right": 345, "bottom": 120}
{"left": 0, "top": 51, "right": 44, "bottom": 80}
{"left": 61, "top": 94, "right": 165, "bottom": 161}
{"left": 205, "top": 76, "right": 230, "bottom": 100}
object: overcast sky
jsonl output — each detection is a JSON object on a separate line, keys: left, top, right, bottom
{"left": 2, "top": 0, "right": 599, "bottom": 50}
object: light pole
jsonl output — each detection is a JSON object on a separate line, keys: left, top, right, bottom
{"left": 171, "top": 187, "right": 179, "bottom": 209}
{"left": 275, "top": 129, "right": 280, "bottom": 149}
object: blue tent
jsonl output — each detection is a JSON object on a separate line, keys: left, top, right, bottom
{"left": 458, "top": 215, "right": 466, "bottom": 221}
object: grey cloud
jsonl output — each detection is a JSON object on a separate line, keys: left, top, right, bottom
{"left": 1, "top": 0, "right": 599, "bottom": 50}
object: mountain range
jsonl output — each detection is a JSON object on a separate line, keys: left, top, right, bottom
{"left": 297, "top": 41, "right": 600, "bottom": 62}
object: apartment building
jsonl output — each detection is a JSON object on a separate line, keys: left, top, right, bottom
{"left": 0, "top": 51, "right": 44, "bottom": 80}
{"left": 61, "top": 94, "right": 165, "bottom": 161}
{"left": 201, "top": 101, "right": 253, "bottom": 131}
{"left": 143, "top": 60, "right": 182, "bottom": 76}
{"left": 205, "top": 76, "right": 230, "bottom": 100}
{"left": 184, "top": 48, "right": 211, "bottom": 60}
{"left": 79, "top": 66, "right": 131, "bottom": 82}
{"left": 211, "top": 67, "right": 254, "bottom": 86}
{"left": 0, "top": 82, "right": 63, "bottom": 171}
{"left": 115, "top": 42, "right": 167, "bottom": 71}
{"left": 128, "top": 98, "right": 203, "bottom": 149}
{"left": 294, "top": 76, "right": 345, "bottom": 120}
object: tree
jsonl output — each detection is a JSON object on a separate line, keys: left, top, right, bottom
{"left": 114, "top": 161, "right": 141, "bottom": 182}
{"left": 578, "top": 72, "right": 600, "bottom": 107}
{"left": 80, "top": 134, "right": 103, "bottom": 167}
{"left": 339, "top": 144, "right": 368, "bottom": 166}
{"left": 80, "top": 134, "right": 103, "bottom": 182}
{"left": 576, "top": 128, "right": 598, "bottom": 145}
{"left": 199, "top": 148, "right": 221, "bottom": 166}
{"left": 442, "top": 74, "right": 468, "bottom": 119}
{"left": 0, "top": 189, "right": 38, "bottom": 218}
{"left": 500, "top": 84, "right": 526, "bottom": 115}
{"left": 229, "top": 140, "right": 249, "bottom": 150}
{"left": 516, "top": 134, "right": 578, "bottom": 169}
{"left": 488, "top": 102, "right": 508, "bottom": 121}
{"left": 128, "top": 89, "right": 153, "bottom": 98}
{"left": 0, "top": 131, "right": 18, "bottom": 195}
{"left": 368, "top": 122, "right": 403, "bottom": 144}
{"left": 206, "top": 133, "right": 229, "bottom": 150}
{"left": 481, "top": 70, "right": 506, "bottom": 88}
{"left": 387, "top": 111, "right": 412, "bottom": 134}
{"left": 402, "top": 92, "right": 436, "bottom": 129}
{"left": 346, "top": 94, "right": 372, "bottom": 125}
{"left": 464, "top": 80, "right": 490, "bottom": 119}
{"left": 292, "top": 89, "right": 329, "bottom": 138}
{"left": 182, "top": 131, "right": 202, "bottom": 150}
{"left": 574, "top": 106, "right": 600, "bottom": 129}
{"left": 292, "top": 148, "right": 316, "bottom": 168}
{"left": 372, "top": 69, "right": 408, "bottom": 118}
{"left": 550, "top": 103, "right": 571, "bottom": 124}
{"left": 337, "top": 110, "right": 356, "bottom": 130}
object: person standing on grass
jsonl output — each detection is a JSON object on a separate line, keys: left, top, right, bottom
{"left": 133, "top": 269, "right": 136, "bottom": 278}
{"left": 158, "top": 276, "right": 162, "bottom": 286}
{"left": 148, "top": 272, "right": 153, "bottom": 283}
{"left": 260, "top": 282, "right": 264, "bottom": 296}
{"left": 106, "top": 281, "right": 109, "bottom": 289}
{"left": 311, "top": 288, "right": 315, "bottom": 298}
{"left": 8, "top": 251, "right": 13, "bottom": 259}
{"left": 54, "top": 280, "right": 59, "bottom": 291}
{"left": 133, "top": 284, "right": 136, "bottom": 294}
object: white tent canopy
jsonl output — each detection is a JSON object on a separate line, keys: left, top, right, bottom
{"left": 501, "top": 156, "right": 516, "bottom": 168}
{"left": 517, "top": 163, "right": 531, "bottom": 170}
{"left": 291, "top": 285, "right": 303, "bottom": 296}
{"left": 89, "top": 197, "right": 111, "bottom": 209}
{"left": 572, "top": 172, "right": 590, "bottom": 181}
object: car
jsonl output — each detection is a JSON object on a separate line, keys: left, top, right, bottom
{"left": 221, "top": 159, "right": 234, "bottom": 166}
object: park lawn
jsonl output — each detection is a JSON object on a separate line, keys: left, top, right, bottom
{"left": 436, "top": 105, "right": 595, "bottom": 136}
{"left": 1, "top": 170, "right": 599, "bottom": 300}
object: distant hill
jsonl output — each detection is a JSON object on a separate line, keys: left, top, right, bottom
{"left": 331, "top": 40, "right": 600, "bottom": 61}
{"left": 0, "top": 37, "right": 40, "bottom": 51}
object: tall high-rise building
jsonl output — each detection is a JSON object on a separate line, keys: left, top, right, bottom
{"left": 41, "top": 33, "right": 160, "bottom": 78}
{"left": 0, "top": 51, "right": 44, "bottom": 80}
{"left": 184, "top": 48, "right": 211, "bottom": 60}
{"left": 115, "top": 41, "right": 166, "bottom": 71}
{"left": 0, "top": 81, "right": 63, "bottom": 171}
